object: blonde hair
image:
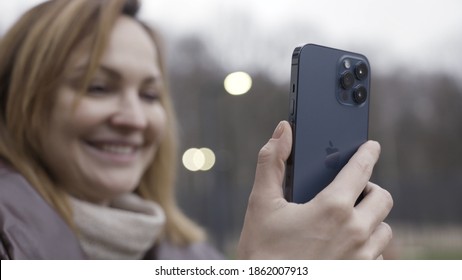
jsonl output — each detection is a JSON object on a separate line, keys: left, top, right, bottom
{"left": 0, "top": 0, "right": 205, "bottom": 245}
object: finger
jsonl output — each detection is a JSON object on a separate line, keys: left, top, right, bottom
{"left": 355, "top": 182, "right": 394, "bottom": 233}
{"left": 251, "top": 121, "right": 292, "bottom": 200}
{"left": 327, "top": 141, "right": 381, "bottom": 205}
{"left": 363, "top": 222, "right": 393, "bottom": 260}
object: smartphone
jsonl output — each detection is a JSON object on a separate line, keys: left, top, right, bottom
{"left": 284, "top": 44, "right": 370, "bottom": 203}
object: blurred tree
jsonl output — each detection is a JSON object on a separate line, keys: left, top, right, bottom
{"left": 371, "top": 73, "right": 462, "bottom": 224}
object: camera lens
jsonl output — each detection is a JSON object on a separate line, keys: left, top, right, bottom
{"left": 355, "top": 62, "right": 368, "bottom": 80}
{"left": 340, "top": 71, "right": 355, "bottom": 90}
{"left": 353, "top": 86, "right": 367, "bottom": 104}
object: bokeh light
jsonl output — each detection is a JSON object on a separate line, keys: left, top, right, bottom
{"left": 182, "top": 147, "right": 216, "bottom": 172}
{"left": 224, "top": 71, "right": 252, "bottom": 95}
{"left": 199, "top": 147, "right": 216, "bottom": 171}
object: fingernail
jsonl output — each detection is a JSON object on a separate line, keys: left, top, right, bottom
{"left": 272, "top": 121, "right": 284, "bottom": 139}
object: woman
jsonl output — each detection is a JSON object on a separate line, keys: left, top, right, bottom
{"left": 0, "top": 0, "right": 393, "bottom": 260}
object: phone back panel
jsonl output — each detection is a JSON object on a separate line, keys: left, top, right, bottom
{"left": 285, "top": 44, "right": 370, "bottom": 203}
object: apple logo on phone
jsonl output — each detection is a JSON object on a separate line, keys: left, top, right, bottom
{"left": 325, "top": 141, "right": 340, "bottom": 169}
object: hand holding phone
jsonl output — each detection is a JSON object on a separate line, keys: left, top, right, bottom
{"left": 238, "top": 122, "right": 393, "bottom": 259}
{"left": 238, "top": 45, "right": 392, "bottom": 259}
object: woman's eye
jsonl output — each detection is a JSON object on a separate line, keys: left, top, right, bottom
{"left": 87, "top": 84, "right": 108, "bottom": 94}
{"left": 141, "top": 91, "right": 160, "bottom": 103}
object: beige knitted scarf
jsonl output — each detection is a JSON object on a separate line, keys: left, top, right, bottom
{"left": 69, "top": 193, "right": 165, "bottom": 259}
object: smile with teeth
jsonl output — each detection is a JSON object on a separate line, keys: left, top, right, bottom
{"left": 89, "top": 142, "right": 138, "bottom": 155}
{"left": 100, "top": 144, "right": 135, "bottom": 154}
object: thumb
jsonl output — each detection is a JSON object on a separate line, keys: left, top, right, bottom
{"left": 251, "top": 121, "right": 292, "bottom": 201}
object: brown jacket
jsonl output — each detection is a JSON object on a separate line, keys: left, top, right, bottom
{"left": 0, "top": 160, "right": 222, "bottom": 260}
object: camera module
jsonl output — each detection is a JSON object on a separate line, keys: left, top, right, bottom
{"left": 340, "top": 71, "right": 355, "bottom": 90}
{"left": 337, "top": 57, "right": 370, "bottom": 107}
{"left": 353, "top": 86, "right": 367, "bottom": 104}
{"left": 354, "top": 62, "right": 368, "bottom": 81}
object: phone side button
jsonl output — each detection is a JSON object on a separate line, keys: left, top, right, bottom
{"left": 290, "top": 99, "right": 295, "bottom": 115}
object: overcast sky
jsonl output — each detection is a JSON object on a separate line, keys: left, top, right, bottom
{"left": 1, "top": 0, "right": 461, "bottom": 82}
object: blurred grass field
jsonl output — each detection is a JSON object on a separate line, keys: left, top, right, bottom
{"left": 386, "top": 224, "right": 462, "bottom": 260}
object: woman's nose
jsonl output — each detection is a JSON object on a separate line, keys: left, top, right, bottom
{"left": 110, "top": 91, "right": 148, "bottom": 130}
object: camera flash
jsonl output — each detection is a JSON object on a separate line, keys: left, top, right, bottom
{"left": 343, "top": 59, "right": 351, "bottom": 69}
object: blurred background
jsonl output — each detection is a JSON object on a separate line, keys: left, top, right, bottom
{"left": 1, "top": 0, "right": 461, "bottom": 259}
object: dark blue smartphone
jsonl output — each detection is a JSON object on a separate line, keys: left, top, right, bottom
{"left": 284, "top": 44, "right": 370, "bottom": 203}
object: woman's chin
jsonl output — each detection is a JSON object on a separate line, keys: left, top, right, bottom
{"left": 87, "top": 179, "right": 140, "bottom": 202}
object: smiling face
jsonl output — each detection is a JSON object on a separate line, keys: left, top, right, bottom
{"left": 40, "top": 16, "right": 167, "bottom": 204}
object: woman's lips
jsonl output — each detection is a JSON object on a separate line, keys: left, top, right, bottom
{"left": 93, "top": 143, "right": 136, "bottom": 154}
{"left": 84, "top": 140, "right": 140, "bottom": 164}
